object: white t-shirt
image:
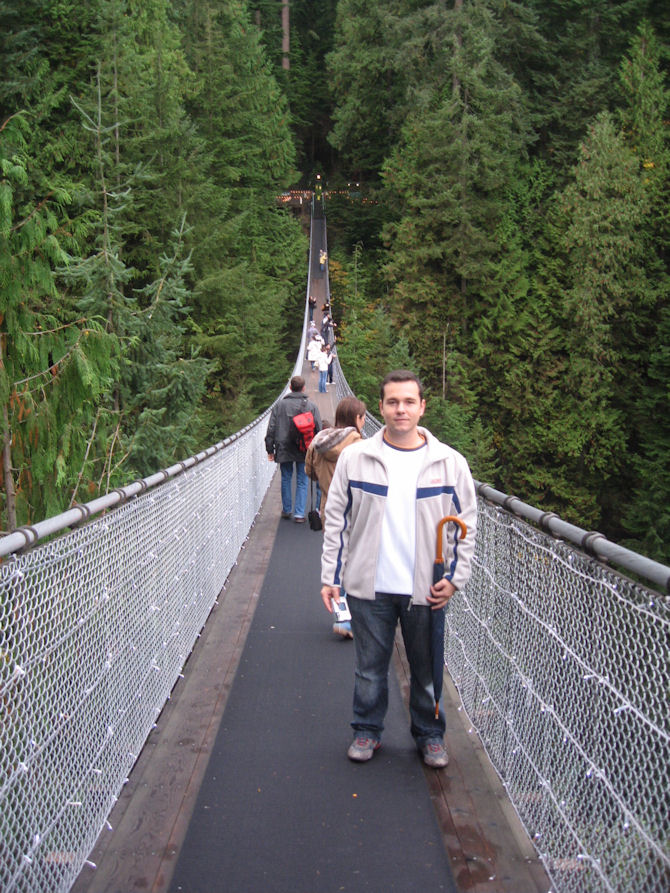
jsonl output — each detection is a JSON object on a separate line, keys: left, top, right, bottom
{"left": 374, "top": 439, "right": 427, "bottom": 595}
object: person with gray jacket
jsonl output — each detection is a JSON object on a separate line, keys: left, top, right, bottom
{"left": 320, "top": 370, "right": 476, "bottom": 767}
{"left": 265, "top": 376, "right": 322, "bottom": 523}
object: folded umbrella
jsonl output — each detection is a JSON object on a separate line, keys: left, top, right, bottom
{"left": 431, "top": 515, "right": 468, "bottom": 718}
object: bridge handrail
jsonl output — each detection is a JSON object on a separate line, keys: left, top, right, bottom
{"left": 0, "top": 418, "right": 269, "bottom": 559}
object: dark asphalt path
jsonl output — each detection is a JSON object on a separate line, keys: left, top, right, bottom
{"left": 168, "top": 514, "right": 458, "bottom": 893}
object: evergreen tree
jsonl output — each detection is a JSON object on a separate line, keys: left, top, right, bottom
{"left": 382, "top": 0, "right": 532, "bottom": 402}
{"left": 535, "top": 112, "right": 649, "bottom": 525}
{"left": 327, "top": 0, "right": 410, "bottom": 180}
{"left": 617, "top": 22, "right": 670, "bottom": 560}
{"left": 0, "top": 113, "right": 116, "bottom": 529}
{"left": 123, "top": 217, "right": 211, "bottom": 473}
{"left": 68, "top": 56, "right": 213, "bottom": 484}
{"left": 333, "top": 260, "right": 413, "bottom": 410}
{"left": 526, "top": 0, "right": 656, "bottom": 179}
{"left": 284, "top": 0, "right": 339, "bottom": 173}
{"left": 177, "top": 0, "right": 306, "bottom": 435}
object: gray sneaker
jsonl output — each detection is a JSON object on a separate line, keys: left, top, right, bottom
{"left": 420, "top": 739, "right": 449, "bottom": 768}
{"left": 347, "top": 736, "right": 381, "bottom": 762}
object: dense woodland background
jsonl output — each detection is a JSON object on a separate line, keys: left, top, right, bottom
{"left": 1, "top": 0, "right": 668, "bottom": 564}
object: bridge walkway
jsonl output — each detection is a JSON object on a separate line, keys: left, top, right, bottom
{"left": 72, "top": 224, "right": 550, "bottom": 893}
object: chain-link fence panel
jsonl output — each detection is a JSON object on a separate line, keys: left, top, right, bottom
{"left": 0, "top": 422, "right": 275, "bottom": 893}
{"left": 446, "top": 502, "right": 669, "bottom": 893}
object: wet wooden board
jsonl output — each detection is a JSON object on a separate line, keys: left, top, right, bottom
{"left": 393, "top": 641, "right": 550, "bottom": 893}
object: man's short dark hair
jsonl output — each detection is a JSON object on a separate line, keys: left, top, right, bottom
{"left": 290, "top": 375, "right": 305, "bottom": 392}
{"left": 380, "top": 370, "right": 424, "bottom": 402}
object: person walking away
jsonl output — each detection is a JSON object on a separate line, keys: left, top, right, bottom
{"left": 307, "top": 332, "right": 323, "bottom": 370}
{"left": 320, "top": 370, "right": 477, "bottom": 767}
{"left": 316, "top": 343, "right": 331, "bottom": 393}
{"left": 265, "top": 376, "right": 322, "bottom": 523}
{"left": 320, "top": 313, "right": 335, "bottom": 345}
{"left": 326, "top": 343, "right": 336, "bottom": 384}
{"left": 305, "top": 397, "right": 367, "bottom": 638}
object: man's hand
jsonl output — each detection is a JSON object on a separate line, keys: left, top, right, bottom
{"left": 267, "top": 453, "right": 274, "bottom": 462}
{"left": 427, "top": 577, "right": 456, "bottom": 610}
{"left": 321, "top": 585, "right": 340, "bottom": 613}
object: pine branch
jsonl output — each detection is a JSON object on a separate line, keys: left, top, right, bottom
{"left": 69, "top": 406, "right": 101, "bottom": 508}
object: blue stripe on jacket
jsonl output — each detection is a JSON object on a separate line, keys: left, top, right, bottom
{"left": 334, "top": 481, "right": 465, "bottom": 586}
{"left": 333, "top": 480, "right": 387, "bottom": 585}
{"left": 417, "top": 485, "right": 463, "bottom": 581}
{"left": 350, "top": 479, "right": 388, "bottom": 497}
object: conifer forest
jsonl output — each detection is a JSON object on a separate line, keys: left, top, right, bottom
{"left": 1, "top": 1, "right": 668, "bottom": 564}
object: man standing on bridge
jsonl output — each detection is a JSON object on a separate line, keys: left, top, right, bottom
{"left": 266, "top": 376, "right": 322, "bottom": 523}
{"left": 320, "top": 370, "right": 477, "bottom": 767}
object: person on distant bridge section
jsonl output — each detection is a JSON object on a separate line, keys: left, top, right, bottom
{"left": 266, "top": 376, "right": 322, "bottom": 524}
{"left": 307, "top": 330, "right": 323, "bottom": 370}
{"left": 325, "top": 343, "right": 335, "bottom": 385}
{"left": 320, "top": 312, "right": 336, "bottom": 345}
{"left": 308, "top": 294, "right": 317, "bottom": 321}
{"left": 316, "top": 343, "right": 332, "bottom": 393}
{"left": 319, "top": 249, "right": 327, "bottom": 272}
{"left": 320, "top": 370, "right": 477, "bottom": 767}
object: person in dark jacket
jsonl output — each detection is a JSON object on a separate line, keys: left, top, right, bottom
{"left": 265, "top": 376, "right": 322, "bottom": 523}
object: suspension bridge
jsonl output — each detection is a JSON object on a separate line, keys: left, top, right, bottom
{"left": 1, "top": 198, "right": 668, "bottom": 893}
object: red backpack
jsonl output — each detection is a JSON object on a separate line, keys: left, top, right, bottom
{"left": 291, "top": 399, "right": 316, "bottom": 452}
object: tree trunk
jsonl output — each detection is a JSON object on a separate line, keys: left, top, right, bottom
{"left": 282, "top": 0, "right": 290, "bottom": 70}
{"left": 2, "top": 404, "right": 17, "bottom": 531}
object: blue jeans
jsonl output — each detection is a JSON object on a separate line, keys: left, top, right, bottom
{"left": 280, "top": 461, "right": 308, "bottom": 518}
{"left": 318, "top": 370, "right": 327, "bottom": 392}
{"left": 348, "top": 594, "right": 446, "bottom": 746}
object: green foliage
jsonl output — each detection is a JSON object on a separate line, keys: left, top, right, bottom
{"left": 0, "top": 113, "right": 117, "bottom": 529}
{"left": 382, "top": 0, "right": 533, "bottom": 401}
{"left": 525, "top": 0, "right": 659, "bottom": 179}
{"left": 331, "top": 247, "right": 411, "bottom": 410}
{"left": 326, "top": 2, "right": 670, "bottom": 561}
{"left": 1, "top": 0, "right": 307, "bottom": 529}
{"left": 615, "top": 21, "right": 670, "bottom": 561}
{"left": 422, "top": 398, "right": 499, "bottom": 485}
{"left": 177, "top": 0, "right": 306, "bottom": 433}
{"left": 2, "top": 0, "right": 669, "bottom": 569}
{"left": 326, "top": 0, "right": 409, "bottom": 180}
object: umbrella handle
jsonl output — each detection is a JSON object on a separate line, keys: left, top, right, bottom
{"left": 435, "top": 515, "right": 467, "bottom": 563}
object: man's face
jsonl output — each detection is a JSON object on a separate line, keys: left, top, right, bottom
{"left": 379, "top": 380, "right": 425, "bottom": 440}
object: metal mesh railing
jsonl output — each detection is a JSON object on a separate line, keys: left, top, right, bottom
{"left": 447, "top": 503, "right": 669, "bottom": 893}
{"left": 0, "top": 422, "right": 275, "bottom": 893}
{"left": 335, "top": 363, "right": 670, "bottom": 893}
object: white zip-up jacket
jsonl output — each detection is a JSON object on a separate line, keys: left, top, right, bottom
{"left": 321, "top": 427, "right": 477, "bottom": 605}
